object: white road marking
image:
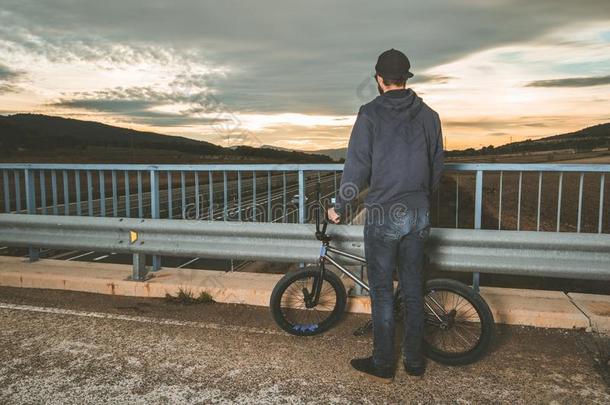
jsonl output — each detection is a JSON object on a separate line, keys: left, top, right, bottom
{"left": 66, "top": 251, "right": 96, "bottom": 261}
{"left": 0, "top": 302, "right": 285, "bottom": 336}
{"left": 0, "top": 302, "right": 363, "bottom": 343}
{"left": 178, "top": 257, "right": 199, "bottom": 268}
{"left": 93, "top": 255, "right": 110, "bottom": 261}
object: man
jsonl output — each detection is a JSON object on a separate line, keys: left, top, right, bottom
{"left": 328, "top": 49, "right": 444, "bottom": 382}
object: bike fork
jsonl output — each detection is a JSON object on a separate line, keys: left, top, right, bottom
{"left": 309, "top": 257, "right": 326, "bottom": 307}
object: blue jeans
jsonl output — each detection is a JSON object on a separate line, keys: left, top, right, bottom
{"left": 364, "top": 205, "right": 431, "bottom": 369}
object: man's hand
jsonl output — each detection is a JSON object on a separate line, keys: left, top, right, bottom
{"left": 327, "top": 207, "right": 341, "bottom": 224}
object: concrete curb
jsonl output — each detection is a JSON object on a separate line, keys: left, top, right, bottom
{"left": 568, "top": 292, "right": 610, "bottom": 334}
{"left": 0, "top": 256, "right": 606, "bottom": 332}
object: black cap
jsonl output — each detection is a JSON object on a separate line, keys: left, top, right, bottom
{"left": 375, "top": 49, "right": 414, "bottom": 80}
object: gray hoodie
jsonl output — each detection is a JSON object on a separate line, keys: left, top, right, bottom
{"left": 334, "top": 88, "right": 444, "bottom": 217}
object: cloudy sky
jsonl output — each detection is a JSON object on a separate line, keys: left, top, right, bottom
{"left": 0, "top": 0, "right": 609, "bottom": 150}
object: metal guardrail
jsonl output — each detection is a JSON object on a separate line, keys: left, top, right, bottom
{"left": 2, "top": 214, "right": 609, "bottom": 282}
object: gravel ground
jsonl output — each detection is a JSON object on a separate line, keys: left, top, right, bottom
{"left": 0, "top": 287, "right": 608, "bottom": 404}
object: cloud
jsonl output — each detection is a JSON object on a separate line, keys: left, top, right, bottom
{"left": 2, "top": 0, "right": 610, "bottom": 115}
{"left": 411, "top": 74, "right": 454, "bottom": 84}
{"left": 0, "top": 1, "right": 609, "bottom": 149}
{"left": 50, "top": 83, "right": 227, "bottom": 127}
{"left": 525, "top": 74, "right": 610, "bottom": 88}
{"left": 0, "top": 63, "right": 25, "bottom": 93}
{"left": 0, "top": 64, "right": 22, "bottom": 81}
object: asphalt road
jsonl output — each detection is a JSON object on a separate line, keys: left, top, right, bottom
{"left": 0, "top": 287, "right": 608, "bottom": 404}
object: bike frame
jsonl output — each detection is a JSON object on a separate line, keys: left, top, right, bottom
{"left": 312, "top": 186, "right": 448, "bottom": 323}
{"left": 314, "top": 236, "right": 452, "bottom": 326}
{"left": 319, "top": 241, "right": 369, "bottom": 292}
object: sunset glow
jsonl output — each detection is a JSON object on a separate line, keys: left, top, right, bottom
{"left": 0, "top": 1, "right": 609, "bottom": 151}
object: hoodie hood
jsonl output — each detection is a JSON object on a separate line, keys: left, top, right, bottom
{"left": 376, "top": 88, "right": 424, "bottom": 121}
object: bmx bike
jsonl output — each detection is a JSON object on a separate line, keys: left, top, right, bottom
{"left": 269, "top": 192, "right": 495, "bottom": 366}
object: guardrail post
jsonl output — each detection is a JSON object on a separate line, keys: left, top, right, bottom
{"left": 472, "top": 170, "right": 483, "bottom": 291}
{"left": 131, "top": 253, "right": 149, "bottom": 281}
{"left": 150, "top": 168, "right": 161, "bottom": 271}
{"left": 24, "top": 169, "right": 39, "bottom": 262}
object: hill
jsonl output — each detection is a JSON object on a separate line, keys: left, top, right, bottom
{"left": 304, "top": 123, "right": 610, "bottom": 160}
{"left": 446, "top": 123, "right": 610, "bottom": 157}
{"left": 0, "top": 114, "right": 332, "bottom": 163}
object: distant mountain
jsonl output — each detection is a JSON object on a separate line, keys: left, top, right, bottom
{"left": 300, "top": 123, "right": 610, "bottom": 160}
{"left": 262, "top": 144, "right": 347, "bottom": 161}
{"left": 261, "top": 144, "right": 293, "bottom": 152}
{"left": 447, "top": 122, "right": 610, "bottom": 157}
{"left": 0, "top": 114, "right": 332, "bottom": 163}
{"left": 305, "top": 148, "right": 347, "bottom": 161}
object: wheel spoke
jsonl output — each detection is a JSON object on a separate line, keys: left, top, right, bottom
{"left": 278, "top": 273, "right": 340, "bottom": 332}
{"left": 424, "top": 288, "right": 484, "bottom": 355}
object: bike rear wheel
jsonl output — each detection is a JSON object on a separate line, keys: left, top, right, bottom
{"left": 395, "top": 278, "right": 494, "bottom": 366}
{"left": 270, "top": 267, "right": 347, "bottom": 336}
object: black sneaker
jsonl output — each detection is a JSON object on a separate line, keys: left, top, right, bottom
{"left": 403, "top": 358, "right": 426, "bottom": 377}
{"left": 350, "top": 356, "right": 394, "bottom": 383}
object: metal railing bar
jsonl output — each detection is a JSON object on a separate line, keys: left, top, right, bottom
{"left": 111, "top": 170, "right": 118, "bottom": 217}
{"left": 99, "top": 170, "right": 106, "bottom": 217}
{"left": 455, "top": 173, "right": 459, "bottom": 228}
{"left": 208, "top": 171, "right": 214, "bottom": 219}
{"left": 62, "top": 170, "right": 69, "bottom": 216}
{"left": 556, "top": 172, "right": 563, "bottom": 232}
{"left": 473, "top": 170, "right": 483, "bottom": 290}
{"left": 180, "top": 171, "right": 186, "bottom": 219}
{"left": 50, "top": 170, "right": 57, "bottom": 215}
{"left": 283, "top": 171, "right": 287, "bottom": 223}
{"left": 237, "top": 171, "right": 242, "bottom": 221}
{"left": 498, "top": 171, "right": 503, "bottom": 230}
{"left": 3, "top": 162, "right": 609, "bottom": 173}
{"left": 167, "top": 171, "right": 172, "bottom": 220}
{"left": 537, "top": 172, "right": 542, "bottom": 231}
{"left": 252, "top": 171, "right": 257, "bottom": 222}
{"left": 298, "top": 170, "right": 305, "bottom": 224}
{"left": 87, "top": 170, "right": 93, "bottom": 217}
{"left": 124, "top": 171, "right": 130, "bottom": 218}
{"left": 599, "top": 173, "right": 605, "bottom": 234}
{"left": 194, "top": 171, "right": 200, "bottom": 220}
{"left": 517, "top": 171, "right": 522, "bottom": 231}
{"left": 267, "top": 171, "right": 272, "bottom": 222}
{"left": 75, "top": 170, "right": 81, "bottom": 216}
{"left": 39, "top": 170, "right": 46, "bottom": 215}
{"left": 2, "top": 170, "right": 9, "bottom": 213}
{"left": 137, "top": 171, "right": 143, "bottom": 218}
{"left": 223, "top": 171, "right": 228, "bottom": 221}
{"left": 577, "top": 172, "right": 584, "bottom": 233}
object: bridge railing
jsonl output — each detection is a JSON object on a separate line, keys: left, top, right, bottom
{"left": 1, "top": 162, "right": 609, "bottom": 290}
{"left": 1, "top": 162, "right": 608, "bottom": 233}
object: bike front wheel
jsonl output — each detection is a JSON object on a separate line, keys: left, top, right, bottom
{"left": 270, "top": 267, "right": 347, "bottom": 336}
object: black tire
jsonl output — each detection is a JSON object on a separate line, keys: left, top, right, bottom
{"left": 395, "top": 278, "right": 495, "bottom": 366}
{"left": 270, "top": 268, "right": 347, "bottom": 336}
